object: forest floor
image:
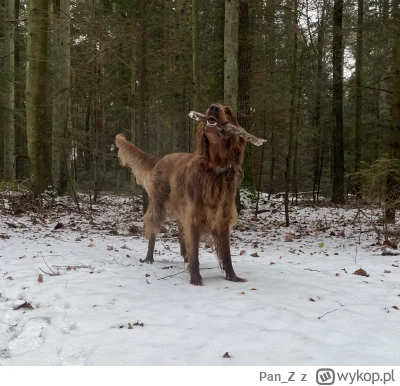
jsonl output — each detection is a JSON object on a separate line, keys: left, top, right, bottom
{"left": 0, "top": 190, "right": 399, "bottom": 365}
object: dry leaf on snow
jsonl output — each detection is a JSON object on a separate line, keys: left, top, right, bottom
{"left": 13, "top": 302, "right": 34, "bottom": 310}
{"left": 353, "top": 268, "right": 369, "bottom": 277}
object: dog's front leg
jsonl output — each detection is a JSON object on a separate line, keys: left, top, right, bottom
{"left": 216, "top": 228, "right": 247, "bottom": 282}
{"left": 187, "top": 225, "right": 202, "bottom": 285}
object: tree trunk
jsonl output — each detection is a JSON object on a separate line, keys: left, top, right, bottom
{"left": 130, "top": 37, "right": 138, "bottom": 193}
{"left": 332, "top": 0, "right": 345, "bottom": 204}
{"left": 138, "top": 0, "right": 148, "bottom": 212}
{"left": 174, "top": 0, "right": 188, "bottom": 153}
{"left": 354, "top": 0, "right": 363, "bottom": 193}
{"left": 26, "top": 0, "right": 52, "bottom": 194}
{"left": 312, "top": 0, "right": 327, "bottom": 202}
{"left": 224, "top": 0, "right": 239, "bottom": 112}
{"left": 266, "top": 0, "right": 276, "bottom": 199}
{"left": 284, "top": 0, "right": 298, "bottom": 227}
{"left": 224, "top": 0, "right": 240, "bottom": 208}
{"left": 93, "top": 38, "right": 105, "bottom": 202}
{"left": 386, "top": 2, "right": 400, "bottom": 222}
{"left": 52, "top": 0, "right": 71, "bottom": 194}
{"left": 192, "top": 0, "right": 200, "bottom": 111}
{"left": 3, "top": 0, "right": 15, "bottom": 181}
{"left": 211, "top": 0, "right": 225, "bottom": 103}
{"left": 238, "top": 1, "right": 254, "bottom": 191}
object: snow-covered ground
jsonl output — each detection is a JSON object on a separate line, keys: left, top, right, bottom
{"left": 0, "top": 191, "right": 399, "bottom": 365}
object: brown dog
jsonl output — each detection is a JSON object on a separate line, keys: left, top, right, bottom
{"left": 116, "top": 104, "right": 247, "bottom": 285}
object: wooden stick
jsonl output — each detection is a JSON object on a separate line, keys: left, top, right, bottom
{"left": 188, "top": 111, "right": 267, "bottom": 146}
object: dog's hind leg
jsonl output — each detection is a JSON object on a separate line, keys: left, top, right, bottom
{"left": 140, "top": 233, "right": 156, "bottom": 264}
{"left": 214, "top": 228, "right": 247, "bottom": 282}
{"left": 178, "top": 222, "right": 188, "bottom": 263}
{"left": 141, "top": 194, "right": 167, "bottom": 264}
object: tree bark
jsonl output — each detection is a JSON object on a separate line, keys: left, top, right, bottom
{"left": 332, "top": 0, "right": 345, "bottom": 204}
{"left": 312, "top": 0, "right": 327, "bottom": 202}
{"left": 26, "top": 0, "right": 52, "bottom": 194}
{"left": 192, "top": 0, "right": 200, "bottom": 112}
{"left": 174, "top": 0, "right": 188, "bottom": 153}
{"left": 238, "top": 1, "right": 254, "bottom": 191}
{"left": 138, "top": 0, "right": 148, "bottom": 212}
{"left": 4, "top": 0, "right": 15, "bottom": 181}
{"left": 211, "top": 0, "right": 225, "bottom": 103}
{"left": 224, "top": 0, "right": 239, "bottom": 112}
{"left": 52, "top": 0, "right": 71, "bottom": 194}
{"left": 284, "top": 0, "right": 298, "bottom": 227}
{"left": 386, "top": 1, "right": 400, "bottom": 222}
{"left": 266, "top": 0, "right": 276, "bottom": 199}
{"left": 354, "top": 0, "right": 363, "bottom": 191}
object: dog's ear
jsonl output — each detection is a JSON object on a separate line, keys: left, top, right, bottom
{"left": 195, "top": 123, "right": 209, "bottom": 160}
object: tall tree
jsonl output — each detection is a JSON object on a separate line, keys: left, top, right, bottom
{"left": 312, "top": 0, "right": 327, "bottom": 202}
{"left": 238, "top": 1, "right": 254, "bottom": 191}
{"left": 192, "top": 0, "right": 200, "bottom": 111}
{"left": 332, "top": 0, "right": 345, "bottom": 203}
{"left": 386, "top": 0, "right": 400, "bottom": 222}
{"left": 52, "top": 0, "right": 71, "bottom": 193}
{"left": 266, "top": 0, "right": 276, "bottom": 199}
{"left": 3, "top": 0, "right": 15, "bottom": 181}
{"left": 284, "top": 0, "right": 298, "bottom": 226}
{"left": 173, "top": 0, "right": 189, "bottom": 153}
{"left": 224, "top": 0, "right": 239, "bottom": 112}
{"left": 26, "top": 0, "right": 52, "bottom": 194}
{"left": 138, "top": 0, "right": 148, "bottom": 211}
{"left": 354, "top": 0, "right": 364, "bottom": 191}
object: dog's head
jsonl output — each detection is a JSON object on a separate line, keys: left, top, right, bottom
{"left": 202, "top": 104, "right": 238, "bottom": 143}
{"left": 195, "top": 104, "right": 245, "bottom": 168}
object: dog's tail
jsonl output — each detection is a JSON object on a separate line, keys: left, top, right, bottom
{"left": 115, "top": 134, "right": 160, "bottom": 192}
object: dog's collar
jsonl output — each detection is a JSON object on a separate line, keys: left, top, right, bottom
{"left": 206, "top": 162, "right": 232, "bottom": 176}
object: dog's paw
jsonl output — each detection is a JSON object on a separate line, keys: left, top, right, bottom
{"left": 190, "top": 281, "right": 204, "bottom": 286}
{"left": 190, "top": 275, "right": 203, "bottom": 286}
{"left": 226, "top": 273, "right": 247, "bottom": 282}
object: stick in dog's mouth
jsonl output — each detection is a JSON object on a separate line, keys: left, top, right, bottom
{"left": 188, "top": 111, "right": 267, "bottom": 147}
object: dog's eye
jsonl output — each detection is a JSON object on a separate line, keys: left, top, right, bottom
{"left": 226, "top": 110, "right": 232, "bottom": 116}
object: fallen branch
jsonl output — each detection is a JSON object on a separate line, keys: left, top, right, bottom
{"left": 157, "top": 269, "right": 188, "bottom": 280}
{"left": 41, "top": 252, "right": 57, "bottom": 275}
{"left": 188, "top": 111, "right": 267, "bottom": 146}
{"left": 318, "top": 308, "right": 338, "bottom": 320}
{"left": 304, "top": 268, "right": 321, "bottom": 272}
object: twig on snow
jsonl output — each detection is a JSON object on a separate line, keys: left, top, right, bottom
{"left": 40, "top": 252, "right": 57, "bottom": 275}
{"left": 318, "top": 308, "right": 338, "bottom": 320}
{"left": 157, "top": 269, "right": 188, "bottom": 280}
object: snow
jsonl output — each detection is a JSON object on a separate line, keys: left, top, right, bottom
{"left": 0, "top": 192, "right": 399, "bottom": 365}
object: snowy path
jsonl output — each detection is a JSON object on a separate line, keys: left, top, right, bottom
{"left": 0, "top": 194, "right": 399, "bottom": 365}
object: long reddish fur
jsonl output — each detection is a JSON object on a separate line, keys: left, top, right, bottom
{"left": 116, "top": 104, "right": 247, "bottom": 284}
